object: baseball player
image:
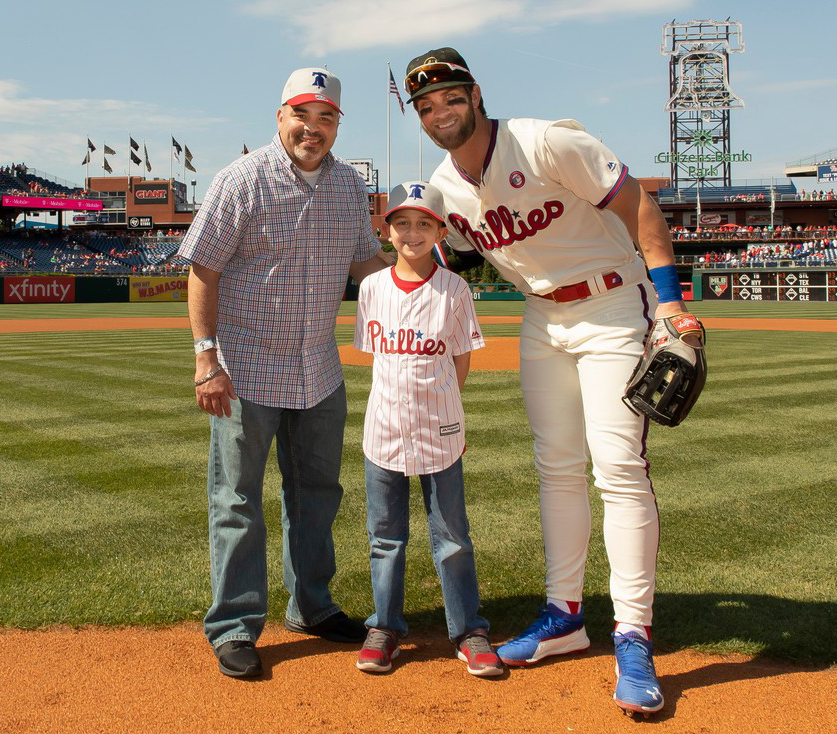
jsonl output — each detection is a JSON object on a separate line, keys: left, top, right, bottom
{"left": 353, "top": 181, "right": 503, "bottom": 678}
{"left": 404, "top": 47, "right": 696, "bottom": 715}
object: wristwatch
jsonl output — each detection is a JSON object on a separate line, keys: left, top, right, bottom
{"left": 194, "top": 337, "right": 217, "bottom": 354}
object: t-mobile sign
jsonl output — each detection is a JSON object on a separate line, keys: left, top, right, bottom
{"left": 2, "top": 195, "right": 103, "bottom": 211}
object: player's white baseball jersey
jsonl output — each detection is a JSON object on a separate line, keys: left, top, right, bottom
{"left": 432, "top": 118, "right": 649, "bottom": 295}
{"left": 429, "top": 117, "right": 660, "bottom": 627}
{"left": 355, "top": 265, "right": 484, "bottom": 476}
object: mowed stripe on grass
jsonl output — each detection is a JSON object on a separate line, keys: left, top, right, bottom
{"left": 0, "top": 306, "right": 835, "bottom": 662}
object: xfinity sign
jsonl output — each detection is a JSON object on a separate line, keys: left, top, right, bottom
{"left": 4, "top": 276, "right": 75, "bottom": 303}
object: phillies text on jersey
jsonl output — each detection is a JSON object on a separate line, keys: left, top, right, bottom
{"left": 431, "top": 118, "right": 645, "bottom": 295}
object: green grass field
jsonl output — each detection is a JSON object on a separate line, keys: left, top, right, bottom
{"left": 0, "top": 300, "right": 835, "bottom": 664}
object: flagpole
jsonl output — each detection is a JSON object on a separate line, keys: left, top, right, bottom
{"left": 127, "top": 135, "right": 131, "bottom": 185}
{"left": 386, "top": 63, "right": 391, "bottom": 196}
{"left": 170, "top": 136, "right": 173, "bottom": 185}
{"left": 418, "top": 117, "right": 423, "bottom": 179}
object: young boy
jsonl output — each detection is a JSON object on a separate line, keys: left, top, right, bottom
{"left": 353, "top": 181, "right": 502, "bottom": 677}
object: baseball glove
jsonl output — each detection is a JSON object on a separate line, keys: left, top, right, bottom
{"left": 623, "top": 312, "right": 707, "bottom": 427}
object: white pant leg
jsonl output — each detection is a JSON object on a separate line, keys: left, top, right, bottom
{"left": 521, "top": 284, "right": 659, "bottom": 625}
{"left": 520, "top": 299, "right": 591, "bottom": 604}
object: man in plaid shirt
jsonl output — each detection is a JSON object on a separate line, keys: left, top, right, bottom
{"left": 179, "top": 67, "right": 390, "bottom": 678}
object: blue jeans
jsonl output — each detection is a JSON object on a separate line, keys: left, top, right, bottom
{"left": 364, "top": 456, "right": 488, "bottom": 641}
{"left": 203, "top": 384, "right": 347, "bottom": 648}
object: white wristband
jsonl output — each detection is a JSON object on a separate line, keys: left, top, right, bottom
{"left": 194, "top": 337, "right": 217, "bottom": 354}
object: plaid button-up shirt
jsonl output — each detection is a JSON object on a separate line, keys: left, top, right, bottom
{"left": 179, "top": 133, "right": 379, "bottom": 409}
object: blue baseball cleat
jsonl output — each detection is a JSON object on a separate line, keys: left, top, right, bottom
{"left": 496, "top": 604, "right": 590, "bottom": 666}
{"left": 612, "top": 632, "right": 665, "bottom": 716}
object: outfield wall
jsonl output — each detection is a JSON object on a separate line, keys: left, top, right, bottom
{"left": 1, "top": 275, "right": 187, "bottom": 304}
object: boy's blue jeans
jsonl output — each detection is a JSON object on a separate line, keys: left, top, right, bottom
{"left": 203, "top": 385, "right": 346, "bottom": 648}
{"left": 363, "top": 456, "right": 488, "bottom": 641}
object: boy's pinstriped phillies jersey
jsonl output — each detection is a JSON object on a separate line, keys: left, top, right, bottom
{"left": 355, "top": 265, "right": 484, "bottom": 475}
{"left": 431, "top": 118, "right": 646, "bottom": 295}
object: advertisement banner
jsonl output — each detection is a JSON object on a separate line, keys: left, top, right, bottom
{"left": 133, "top": 183, "right": 169, "bottom": 206}
{"left": 817, "top": 164, "right": 837, "bottom": 183}
{"left": 128, "top": 215, "right": 153, "bottom": 229}
{"left": 3, "top": 276, "right": 76, "bottom": 303}
{"left": 129, "top": 276, "right": 188, "bottom": 302}
{"left": 2, "top": 195, "right": 103, "bottom": 211}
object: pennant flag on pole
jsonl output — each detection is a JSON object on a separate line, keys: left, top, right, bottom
{"left": 103, "top": 158, "right": 113, "bottom": 173}
{"left": 241, "top": 143, "right": 249, "bottom": 155}
{"left": 144, "top": 143, "right": 152, "bottom": 172}
{"left": 103, "top": 144, "right": 116, "bottom": 156}
{"left": 184, "top": 145, "right": 193, "bottom": 161}
{"left": 389, "top": 69, "right": 405, "bottom": 115}
{"left": 185, "top": 159, "right": 197, "bottom": 173}
{"left": 130, "top": 151, "right": 142, "bottom": 166}
{"left": 87, "top": 138, "right": 96, "bottom": 152}
{"left": 172, "top": 136, "right": 182, "bottom": 161}
{"left": 81, "top": 151, "right": 90, "bottom": 165}
{"left": 130, "top": 137, "right": 139, "bottom": 152}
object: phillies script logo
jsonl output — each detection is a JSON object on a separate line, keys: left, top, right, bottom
{"left": 448, "top": 200, "right": 564, "bottom": 253}
{"left": 135, "top": 189, "right": 167, "bottom": 200}
{"left": 367, "top": 321, "right": 446, "bottom": 355}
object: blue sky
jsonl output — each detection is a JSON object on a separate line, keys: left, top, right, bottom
{"left": 1, "top": 0, "right": 835, "bottom": 199}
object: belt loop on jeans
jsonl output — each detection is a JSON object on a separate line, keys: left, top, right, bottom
{"left": 535, "top": 270, "right": 624, "bottom": 303}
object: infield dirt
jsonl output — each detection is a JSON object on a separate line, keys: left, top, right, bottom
{"left": 2, "top": 624, "right": 834, "bottom": 734}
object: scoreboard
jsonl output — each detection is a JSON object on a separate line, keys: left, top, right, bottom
{"left": 702, "top": 270, "right": 837, "bottom": 301}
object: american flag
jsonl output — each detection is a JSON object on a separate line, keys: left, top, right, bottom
{"left": 389, "top": 69, "right": 405, "bottom": 115}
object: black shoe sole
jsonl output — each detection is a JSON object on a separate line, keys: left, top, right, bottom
{"left": 218, "top": 660, "right": 262, "bottom": 678}
{"left": 284, "top": 618, "right": 365, "bottom": 643}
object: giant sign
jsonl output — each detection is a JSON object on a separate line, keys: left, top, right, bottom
{"left": 2, "top": 195, "right": 103, "bottom": 211}
{"left": 133, "top": 183, "right": 169, "bottom": 206}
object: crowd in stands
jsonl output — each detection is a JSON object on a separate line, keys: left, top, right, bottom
{"left": 797, "top": 189, "right": 836, "bottom": 201}
{"left": 0, "top": 229, "right": 189, "bottom": 275}
{"left": 696, "top": 239, "right": 836, "bottom": 267}
{"left": 672, "top": 225, "right": 836, "bottom": 241}
{"left": 0, "top": 162, "right": 91, "bottom": 199}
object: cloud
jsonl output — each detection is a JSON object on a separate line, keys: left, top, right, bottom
{"left": 240, "top": 0, "right": 692, "bottom": 55}
{"left": 0, "top": 79, "right": 225, "bottom": 130}
{"left": 750, "top": 78, "right": 837, "bottom": 95}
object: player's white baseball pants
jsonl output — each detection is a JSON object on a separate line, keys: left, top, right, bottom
{"left": 519, "top": 280, "right": 658, "bottom": 626}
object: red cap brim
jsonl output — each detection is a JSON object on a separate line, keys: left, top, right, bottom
{"left": 384, "top": 204, "right": 445, "bottom": 224}
{"left": 285, "top": 93, "right": 342, "bottom": 114}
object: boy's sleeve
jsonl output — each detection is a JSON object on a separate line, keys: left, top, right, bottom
{"left": 449, "top": 278, "right": 485, "bottom": 356}
{"left": 354, "top": 279, "right": 372, "bottom": 352}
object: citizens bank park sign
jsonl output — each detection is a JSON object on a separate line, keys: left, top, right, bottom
{"left": 133, "top": 183, "right": 169, "bottom": 205}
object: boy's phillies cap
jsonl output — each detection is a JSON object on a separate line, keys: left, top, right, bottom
{"left": 281, "top": 67, "right": 342, "bottom": 114}
{"left": 385, "top": 181, "right": 446, "bottom": 224}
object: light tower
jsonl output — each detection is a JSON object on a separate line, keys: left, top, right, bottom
{"left": 662, "top": 19, "right": 745, "bottom": 189}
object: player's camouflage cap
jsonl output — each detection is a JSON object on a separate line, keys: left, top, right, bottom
{"left": 384, "top": 181, "right": 446, "bottom": 224}
{"left": 281, "top": 67, "right": 342, "bottom": 114}
{"left": 404, "top": 47, "right": 475, "bottom": 102}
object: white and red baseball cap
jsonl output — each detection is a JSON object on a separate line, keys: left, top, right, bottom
{"left": 281, "top": 67, "right": 342, "bottom": 114}
{"left": 384, "top": 181, "right": 445, "bottom": 224}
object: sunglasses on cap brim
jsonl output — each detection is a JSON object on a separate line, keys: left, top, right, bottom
{"left": 404, "top": 62, "right": 475, "bottom": 96}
